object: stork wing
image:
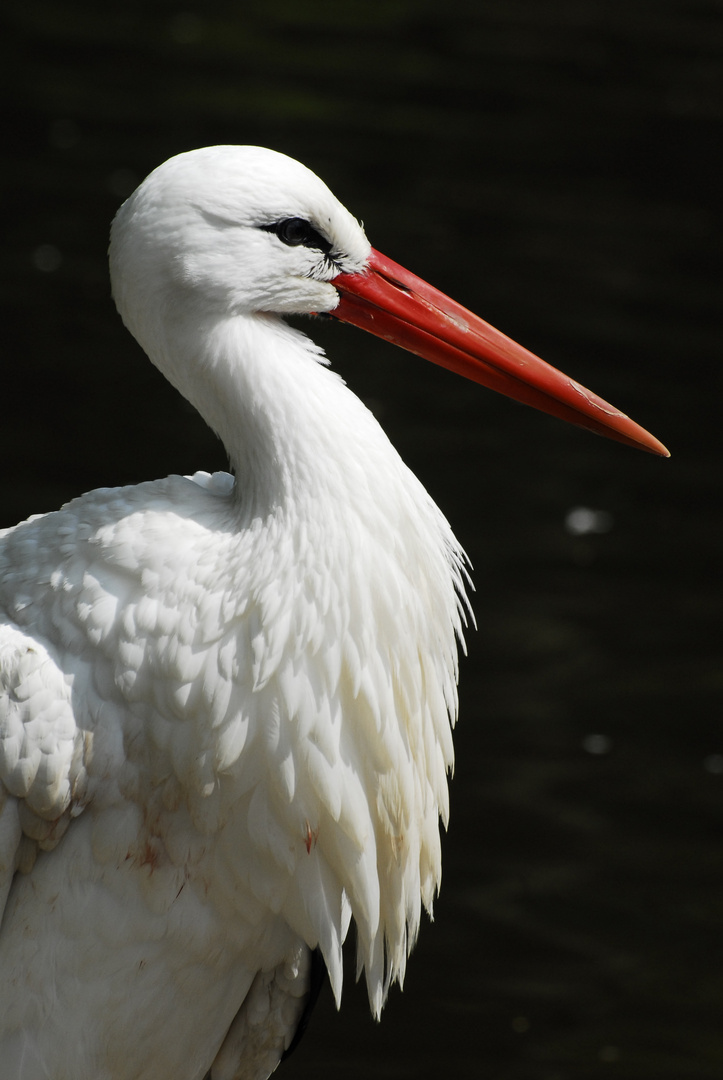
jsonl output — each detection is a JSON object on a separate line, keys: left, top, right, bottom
{"left": 0, "top": 622, "right": 91, "bottom": 925}
{"left": 208, "top": 946, "right": 326, "bottom": 1080}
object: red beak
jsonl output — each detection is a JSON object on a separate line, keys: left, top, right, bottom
{"left": 331, "top": 248, "right": 669, "bottom": 457}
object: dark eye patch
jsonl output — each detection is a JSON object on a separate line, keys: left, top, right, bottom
{"left": 261, "top": 218, "right": 332, "bottom": 255}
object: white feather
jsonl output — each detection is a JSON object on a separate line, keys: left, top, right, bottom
{"left": 0, "top": 146, "right": 469, "bottom": 1079}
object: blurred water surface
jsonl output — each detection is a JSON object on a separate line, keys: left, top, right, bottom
{"left": 2, "top": 2, "right": 722, "bottom": 1077}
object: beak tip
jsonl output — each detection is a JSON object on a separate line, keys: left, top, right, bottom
{"left": 632, "top": 427, "right": 670, "bottom": 458}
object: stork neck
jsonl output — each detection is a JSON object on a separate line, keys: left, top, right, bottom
{"left": 157, "top": 310, "right": 349, "bottom": 513}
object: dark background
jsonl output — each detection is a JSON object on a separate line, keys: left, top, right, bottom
{"left": 2, "top": 2, "right": 721, "bottom": 1077}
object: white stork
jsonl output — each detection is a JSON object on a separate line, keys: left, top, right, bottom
{"left": 0, "top": 147, "right": 667, "bottom": 1080}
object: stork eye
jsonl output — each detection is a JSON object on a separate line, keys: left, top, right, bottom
{"left": 262, "top": 217, "right": 332, "bottom": 254}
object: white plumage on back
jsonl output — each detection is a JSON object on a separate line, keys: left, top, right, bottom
{"left": 0, "top": 147, "right": 469, "bottom": 1080}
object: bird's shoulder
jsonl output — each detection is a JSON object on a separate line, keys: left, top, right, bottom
{"left": 0, "top": 472, "right": 246, "bottom": 909}
{"left": 0, "top": 471, "right": 240, "bottom": 629}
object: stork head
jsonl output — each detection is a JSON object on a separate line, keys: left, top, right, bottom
{"left": 110, "top": 146, "right": 370, "bottom": 331}
{"left": 110, "top": 145, "right": 667, "bottom": 457}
